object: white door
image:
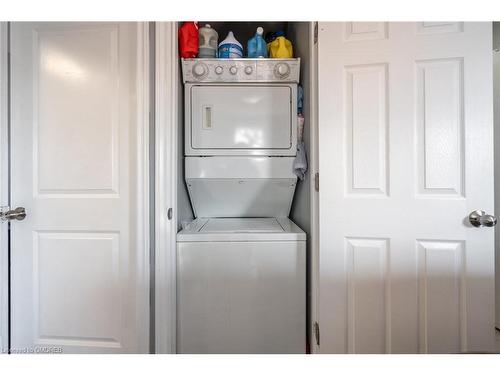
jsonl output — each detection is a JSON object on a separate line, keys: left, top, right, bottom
{"left": 318, "top": 22, "right": 494, "bottom": 353}
{"left": 9, "top": 22, "right": 149, "bottom": 353}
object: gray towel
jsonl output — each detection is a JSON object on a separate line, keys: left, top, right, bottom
{"left": 293, "top": 141, "right": 308, "bottom": 180}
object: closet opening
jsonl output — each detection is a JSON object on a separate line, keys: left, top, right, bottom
{"left": 172, "top": 21, "right": 316, "bottom": 354}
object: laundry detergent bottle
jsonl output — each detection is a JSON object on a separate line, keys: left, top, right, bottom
{"left": 218, "top": 31, "right": 243, "bottom": 58}
{"left": 247, "top": 27, "right": 268, "bottom": 58}
{"left": 268, "top": 35, "right": 293, "bottom": 58}
{"left": 198, "top": 24, "right": 218, "bottom": 58}
{"left": 179, "top": 22, "right": 199, "bottom": 58}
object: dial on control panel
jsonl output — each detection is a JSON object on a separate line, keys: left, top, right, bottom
{"left": 192, "top": 62, "right": 208, "bottom": 78}
{"left": 274, "top": 62, "right": 291, "bottom": 79}
{"left": 244, "top": 66, "right": 253, "bottom": 75}
{"left": 215, "top": 66, "right": 223, "bottom": 75}
{"left": 229, "top": 66, "right": 238, "bottom": 75}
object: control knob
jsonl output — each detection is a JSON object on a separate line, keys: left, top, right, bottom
{"left": 274, "top": 62, "right": 291, "bottom": 79}
{"left": 229, "top": 66, "right": 238, "bottom": 75}
{"left": 244, "top": 66, "right": 253, "bottom": 75}
{"left": 192, "top": 62, "right": 208, "bottom": 79}
{"left": 215, "top": 66, "right": 223, "bottom": 75}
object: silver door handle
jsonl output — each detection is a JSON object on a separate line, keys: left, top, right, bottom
{"left": 0, "top": 206, "right": 27, "bottom": 221}
{"left": 469, "top": 210, "right": 497, "bottom": 227}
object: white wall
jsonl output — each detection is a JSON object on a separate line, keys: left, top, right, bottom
{"left": 288, "top": 22, "right": 312, "bottom": 241}
{"left": 176, "top": 79, "right": 194, "bottom": 230}
{"left": 287, "top": 21, "right": 313, "bottom": 346}
{"left": 494, "top": 22, "right": 500, "bottom": 50}
{"left": 176, "top": 24, "right": 194, "bottom": 230}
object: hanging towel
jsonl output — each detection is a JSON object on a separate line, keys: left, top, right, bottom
{"left": 297, "top": 113, "right": 305, "bottom": 142}
{"left": 297, "top": 85, "right": 304, "bottom": 114}
{"left": 293, "top": 141, "right": 308, "bottom": 180}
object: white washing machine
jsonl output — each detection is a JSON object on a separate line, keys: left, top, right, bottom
{"left": 178, "top": 58, "right": 305, "bottom": 353}
{"left": 177, "top": 217, "right": 305, "bottom": 354}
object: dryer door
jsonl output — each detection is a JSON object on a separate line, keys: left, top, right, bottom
{"left": 186, "top": 84, "right": 297, "bottom": 156}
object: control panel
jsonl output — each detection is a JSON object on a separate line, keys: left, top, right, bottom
{"left": 182, "top": 58, "right": 300, "bottom": 83}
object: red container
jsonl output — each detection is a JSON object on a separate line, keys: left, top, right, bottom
{"left": 179, "top": 22, "right": 199, "bottom": 58}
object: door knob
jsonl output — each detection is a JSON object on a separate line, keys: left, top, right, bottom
{"left": 0, "top": 206, "right": 27, "bottom": 221}
{"left": 469, "top": 210, "right": 497, "bottom": 227}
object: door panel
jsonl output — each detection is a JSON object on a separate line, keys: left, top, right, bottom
{"left": 416, "top": 58, "right": 463, "bottom": 196}
{"left": 318, "top": 22, "right": 494, "bottom": 353}
{"left": 36, "top": 26, "right": 119, "bottom": 194}
{"left": 417, "top": 240, "right": 465, "bottom": 353}
{"left": 10, "top": 22, "right": 147, "bottom": 353}
{"left": 345, "top": 63, "right": 388, "bottom": 196}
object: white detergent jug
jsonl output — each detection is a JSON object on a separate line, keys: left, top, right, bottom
{"left": 198, "top": 24, "right": 218, "bottom": 58}
{"left": 218, "top": 31, "right": 243, "bottom": 58}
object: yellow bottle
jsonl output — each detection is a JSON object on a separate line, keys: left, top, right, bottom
{"left": 268, "top": 36, "right": 293, "bottom": 58}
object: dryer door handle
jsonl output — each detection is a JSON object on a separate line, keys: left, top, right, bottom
{"left": 203, "top": 105, "right": 213, "bottom": 130}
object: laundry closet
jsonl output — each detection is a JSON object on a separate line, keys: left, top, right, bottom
{"left": 171, "top": 22, "right": 316, "bottom": 354}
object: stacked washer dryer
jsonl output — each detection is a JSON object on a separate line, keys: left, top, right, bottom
{"left": 177, "top": 58, "right": 306, "bottom": 354}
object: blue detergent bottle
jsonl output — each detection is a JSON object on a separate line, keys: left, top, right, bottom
{"left": 247, "top": 27, "right": 268, "bottom": 58}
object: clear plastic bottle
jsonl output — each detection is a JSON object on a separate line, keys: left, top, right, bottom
{"left": 247, "top": 27, "right": 268, "bottom": 58}
{"left": 198, "top": 24, "right": 218, "bottom": 58}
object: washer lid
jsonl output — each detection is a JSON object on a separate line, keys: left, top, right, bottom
{"left": 200, "top": 218, "right": 284, "bottom": 233}
{"left": 177, "top": 217, "right": 306, "bottom": 242}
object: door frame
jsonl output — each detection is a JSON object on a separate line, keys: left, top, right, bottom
{"left": 0, "top": 22, "right": 9, "bottom": 354}
{"left": 135, "top": 21, "right": 152, "bottom": 353}
{"left": 309, "top": 21, "right": 320, "bottom": 354}
{"left": 154, "top": 21, "right": 178, "bottom": 354}
{"left": 153, "top": 21, "right": 321, "bottom": 354}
